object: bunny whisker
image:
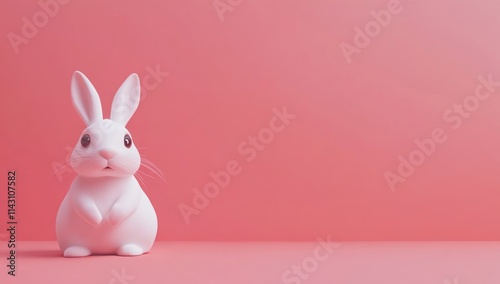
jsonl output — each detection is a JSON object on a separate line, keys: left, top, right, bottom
{"left": 140, "top": 156, "right": 166, "bottom": 182}
{"left": 136, "top": 168, "right": 155, "bottom": 179}
{"left": 45, "top": 162, "right": 75, "bottom": 182}
{"left": 134, "top": 172, "right": 148, "bottom": 189}
{"left": 139, "top": 162, "right": 167, "bottom": 183}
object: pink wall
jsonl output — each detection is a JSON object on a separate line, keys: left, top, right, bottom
{"left": 2, "top": 0, "right": 500, "bottom": 241}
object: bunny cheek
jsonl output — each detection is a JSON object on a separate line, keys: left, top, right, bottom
{"left": 71, "top": 152, "right": 140, "bottom": 177}
{"left": 70, "top": 144, "right": 140, "bottom": 177}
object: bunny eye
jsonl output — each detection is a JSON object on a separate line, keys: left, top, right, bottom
{"left": 124, "top": 134, "right": 132, "bottom": 148}
{"left": 81, "top": 134, "right": 91, "bottom": 148}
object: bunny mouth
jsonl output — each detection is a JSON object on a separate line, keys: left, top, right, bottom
{"left": 103, "top": 166, "right": 112, "bottom": 170}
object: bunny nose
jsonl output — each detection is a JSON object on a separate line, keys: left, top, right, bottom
{"left": 99, "top": 149, "right": 117, "bottom": 160}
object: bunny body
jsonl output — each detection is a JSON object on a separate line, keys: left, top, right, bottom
{"left": 56, "top": 72, "right": 158, "bottom": 257}
{"left": 56, "top": 175, "right": 157, "bottom": 256}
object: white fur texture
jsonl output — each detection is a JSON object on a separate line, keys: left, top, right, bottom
{"left": 56, "top": 71, "right": 158, "bottom": 257}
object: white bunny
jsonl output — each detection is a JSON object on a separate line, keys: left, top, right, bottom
{"left": 56, "top": 71, "right": 158, "bottom": 257}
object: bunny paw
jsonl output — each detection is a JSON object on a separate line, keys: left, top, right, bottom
{"left": 117, "top": 244, "right": 144, "bottom": 256}
{"left": 63, "top": 246, "right": 91, "bottom": 257}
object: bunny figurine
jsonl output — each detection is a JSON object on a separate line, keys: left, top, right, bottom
{"left": 56, "top": 71, "right": 158, "bottom": 257}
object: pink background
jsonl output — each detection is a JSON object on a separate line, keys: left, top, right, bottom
{"left": 2, "top": 0, "right": 500, "bottom": 241}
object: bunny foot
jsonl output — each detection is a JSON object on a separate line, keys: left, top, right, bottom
{"left": 63, "top": 246, "right": 91, "bottom": 257}
{"left": 117, "top": 244, "right": 144, "bottom": 256}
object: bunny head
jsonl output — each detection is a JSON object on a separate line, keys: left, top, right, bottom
{"left": 70, "top": 71, "right": 142, "bottom": 178}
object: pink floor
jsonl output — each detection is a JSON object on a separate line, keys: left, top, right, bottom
{"left": 1, "top": 241, "right": 499, "bottom": 283}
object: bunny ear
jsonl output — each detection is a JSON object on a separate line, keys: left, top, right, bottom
{"left": 71, "top": 71, "right": 103, "bottom": 126}
{"left": 110, "top": 73, "right": 140, "bottom": 126}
